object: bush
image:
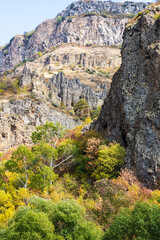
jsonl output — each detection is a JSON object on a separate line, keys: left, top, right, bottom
{"left": 92, "top": 143, "right": 125, "bottom": 180}
{"left": 103, "top": 202, "right": 160, "bottom": 240}
{"left": 49, "top": 199, "right": 102, "bottom": 240}
{"left": 1, "top": 206, "right": 54, "bottom": 240}
{"left": 153, "top": 13, "right": 160, "bottom": 21}
{"left": 56, "top": 16, "right": 65, "bottom": 25}
{"left": 67, "top": 18, "right": 72, "bottom": 22}
{"left": 74, "top": 98, "right": 90, "bottom": 120}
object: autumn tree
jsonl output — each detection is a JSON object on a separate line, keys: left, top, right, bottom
{"left": 31, "top": 122, "right": 66, "bottom": 168}
{"left": 6, "top": 145, "right": 34, "bottom": 189}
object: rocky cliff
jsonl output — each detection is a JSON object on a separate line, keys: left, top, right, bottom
{"left": 58, "top": 1, "right": 148, "bottom": 18}
{"left": 0, "top": 1, "right": 148, "bottom": 74}
{"left": 0, "top": 99, "right": 80, "bottom": 152}
{"left": 92, "top": 4, "right": 160, "bottom": 187}
{"left": 20, "top": 70, "right": 107, "bottom": 109}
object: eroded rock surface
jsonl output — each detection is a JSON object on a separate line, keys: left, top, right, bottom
{"left": 92, "top": 5, "right": 160, "bottom": 187}
{"left": 0, "top": 99, "right": 80, "bottom": 152}
{"left": 0, "top": 1, "right": 148, "bottom": 74}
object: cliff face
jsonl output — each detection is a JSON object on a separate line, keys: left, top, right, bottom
{"left": 20, "top": 71, "right": 107, "bottom": 109}
{"left": 92, "top": 5, "right": 160, "bottom": 187}
{"left": 0, "top": 1, "right": 148, "bottom": 74}
{"left": 58, "top": 1, "right": 148, "bottom": 17}
{"left": 0, "top": 99, "right": 80, "bottom": 152}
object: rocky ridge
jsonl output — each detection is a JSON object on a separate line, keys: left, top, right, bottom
{"left": 0, "top": 1, "right": 148, "bottom": 74}
{"left": 92, "top": 4, "right": 160, "bottom": 187}
{"left": 58, "top": 1, "right": 148, "bottom": 18}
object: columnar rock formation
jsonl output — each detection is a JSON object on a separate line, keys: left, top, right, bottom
{"left": 92, "top": 5, "right": 160, "bottom": 187}
{"left": 20, "top": 71, "right": 107, "bottom": 109}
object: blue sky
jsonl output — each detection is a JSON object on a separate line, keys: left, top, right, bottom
{"left": 0, "top": 0, "right": 152, "bottom": 46}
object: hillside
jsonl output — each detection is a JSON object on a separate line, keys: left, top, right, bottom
{"left": 0, "top": 1, "right": 148, "bottom": 74}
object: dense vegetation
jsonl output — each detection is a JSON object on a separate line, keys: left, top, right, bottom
{"left": 0, "top": 122, "right": 160, "bottom": 239}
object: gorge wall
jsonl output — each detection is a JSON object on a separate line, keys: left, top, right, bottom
{"left": 0, "top": 1, "right": 148, "bottom": 74}
{"left": 92, "top": 4, "right": 160, "bottom": 187}
{"left": 0, "top": 99, "right": 80, "bottom": 152}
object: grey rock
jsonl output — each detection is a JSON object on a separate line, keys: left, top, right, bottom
{"left": 0, "top": 99, "right": 81, "bottom": 152}
{"left": 20, "top": 71, "right": 107, "bottom": 109}
{"left": 92, "top": 5, "right": 160, "bottom": 187}
{"left": 0, "top": 1, "right": 148, "bottom": 74}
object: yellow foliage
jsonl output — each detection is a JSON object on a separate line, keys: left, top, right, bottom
{"left": 84, "top": 117, "right": 92, "bottom": 125}
{"left": 0, "top": 190, "right": 15, "bottom": 227}
{"left": 151, "top": 190, "right": 160, "bottom": 200}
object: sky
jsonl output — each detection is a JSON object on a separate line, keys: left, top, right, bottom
{"left": 0, "top": 0, "right": 153, "bottom": 46}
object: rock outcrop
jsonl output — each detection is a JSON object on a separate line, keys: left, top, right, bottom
{"left": 58, "top": 1, "right": 148, "bottom": 18}
{"left": 0, "top": 99, "right": 80, "bottom": 152}
{"left": 0, "top": 1, "right": 148, "bottom": 74}
{"left": 92, "top": 5, "right": 160, "bottom": 187}
{"left": 20, "top": 71, "right": 107, "bottom": 109}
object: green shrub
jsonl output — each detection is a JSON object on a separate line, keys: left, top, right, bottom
{"left": 49, "top": 199, "right": 103, "bottom": 240}
{"left": 153, "top": 13, "right": 160, "bottom": 21}
{"left": 1, "top": 206, "right": 54, "bottom": 240}
{"left": 84, "top": 12, "right": 96, "bottom": 17}
{"left": 67, "top": 18, "right": 72, "bottom": 22}
{"left": 56, "top": 16, "right": 65, "bottom": 25}
{"left": 76, "top": 36, "right": 80, "bottom": 41}
{"left": 74, "top": 98, "right": 90, "bottom": 120}
{"left": 25, "top": 30, "right": 35, "bottom": 41}
{"left": 3, "top": 50, "right": 8, "bottom": 56}
{"left": 103, "top": 202, "right": 160, "bottom": 240}
{"left": 92, "top": 143, "right": 125, "bottom": 180}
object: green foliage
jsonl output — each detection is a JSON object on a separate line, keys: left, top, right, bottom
{"left": 31, "top": 122, "right": 66, "bottom": 146}
{"left": 49, "top": 199, "right": 102, "bottom": 240}
{"left": 92, "top": 143, "right": 125, "bottom": 180}
{"left": 29, "top": 196, "right": 55, "bottom": 214}
{"left": 0, "top": 198, "right": 102, "bottom": 240}
{"left": 24, "top": 30, "right": 35, "bottom": 41}
{"left": 1, "top": 206, "right": 54, "bottom": 240}
{"left": 84, "top": 12, "right": 97, "bottom": 17}
{"left": 29, "top": 165, "right": 57, "bottom": 191}
{"left": 9, "top": 145, "right": 34, "bottom": 188}
{"left": 0, "top": 78, "right": 21, "bottom": 94}
{"left": 56, "top": 16, "right": 65, "bottom": 25}
{"left": 74, "top": 98, "right": 90, "bottom": 120}
{"left": 153, "top": 13, "right": 160, "bottom": 21}
{"left": 103, "top": 202, "right": 160, "bottom": 240}
{"left": 76, "top": 36, "right": 80, "bottom": 41}
{"left": 85, "top": 69, "right": 95, "bottom": 74}
{"left": 91, "top": 106, "right": 101, "bottom": 119}
{"left": 3, "top": 50, "right": 8, "bottom": 56}
{"left": 67, "top": 18, "right": 72, "bottom": 23}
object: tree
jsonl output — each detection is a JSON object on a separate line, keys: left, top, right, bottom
{"left": 74, "top": 98, "right": 90, "bottom": 120}
{"left": 8, "top": 145, "right": 34, "bottom": 189}
{"left": 31, "top": 122, "right": 65, "bottom": 168}
{"left": 0, "top": 190, "right": 15, "bottom": 228}
{"left": 1, "top": 207, "right": 54, "bottom": 240}
{"left": 49, "top": 199, "right": 103, "bottom": 240}
{"left": 92, "top": 143, "right": 125, "bottom": 180}
{"left": 103, "top": 202, "right": 160, "bottom": 240}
